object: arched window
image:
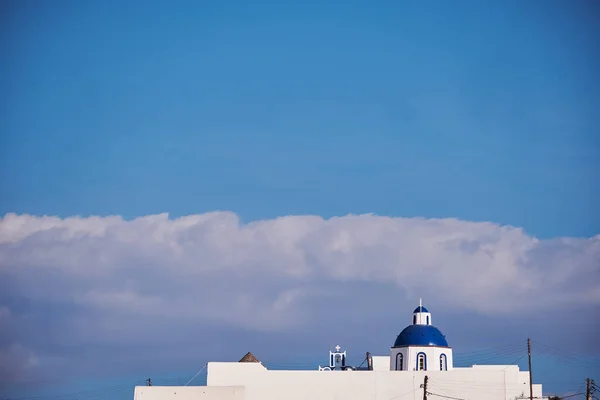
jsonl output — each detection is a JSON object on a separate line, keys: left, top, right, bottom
{"left": 416, "top": 353, "right": 427, "bottom": 371}
{"left": 440, "top": 354, "right": 447, "bottom": 371}
{"left": 396, "top": 353, "right": 404, "bottom": 370}
{"left": 426, "top": 316, "right": 430, "bottom": 325}
{"left": 413, "top": 315, "right": 417, "bottom": 324}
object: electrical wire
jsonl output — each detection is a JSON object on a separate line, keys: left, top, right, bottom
{"left": 530, "top": 340, "right": 600, "bottom": 369}
{"left": 184, "top": 364, "right": 208, "bottom": 386}
{"left": 559, "top": 392, "right": 585, "bottom": 399}
{"left": 452, "top": 341, "right": 527, "bottom": 367}
{"left": 426, "top": 391, "right": 465, "bottom": 400}
{"left": 428, "top": 381, "right": 471, "bottom": 399}
{"left": 356, "top": 354, "right": 369, "bottom": 369}
{"left": 502, "top": 354, "right": 526, "bottom": 369}
{"left": 389, "top": 388, "right": 417, "bottom": 399}
{"left": 6, "top": 380, "right": 146, "bottom": 400}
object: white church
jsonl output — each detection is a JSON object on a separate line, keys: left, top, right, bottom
{"left": 134, "top": 301, "right": 545, "bottom": 400}
{"left": 389, "top": 300, "right": 453, "bottom": 373}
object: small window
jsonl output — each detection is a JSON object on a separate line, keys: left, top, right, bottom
{"left": 413, "top": 315, "right": 417, "bottom": 324}
{"left": 396, "top": 353, "right": 404, "bottom": 370}
{"left": 417, "top": 353, "right": 426, "bottom": 371}
{"left": 440, "top": 354, "right": 447, "bottom": 371}
{"left": 426, "top": 316, "right": 430, "bottom": 325}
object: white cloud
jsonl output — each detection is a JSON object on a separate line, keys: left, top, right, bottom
{"left": 1, "top": 212, "right": 597, "bottom": 321}
{"left": 1, "top": 211, "right": 598, "bottom": 384}
{"left": 0, "top": 343, "right": 40, "bottom": 384}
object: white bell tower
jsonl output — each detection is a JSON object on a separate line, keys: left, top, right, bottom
{"left": 413, "top": 298, "right": 432, "bottom": 325}
{"left": 318, "top": 345, "right": 347, "bottom": 371}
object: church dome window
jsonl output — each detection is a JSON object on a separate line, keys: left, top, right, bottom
{"left": 417, "top": 353, "right": 427, "bottom": 371}
{"left": 396, "top": 353, "right": 403, "bottom": 370}
{"left": 440, "top": 354, "right": 447, "bottom": 371}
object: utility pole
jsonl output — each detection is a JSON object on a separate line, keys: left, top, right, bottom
{"left": 586, "top": 378, "right": 591, "bottom": 400}
{"left": 527, "top": 338, "right": 533, "bottom": 400}
{"left": 422, "top": 375, "right": 428, "bottom": 400}
{"left": 147, "top": 378, "right": 152, "bottom": 386}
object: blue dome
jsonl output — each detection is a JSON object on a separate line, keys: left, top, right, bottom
{"left": 393, "top": 325, "right": 449, "bottom": 347}
{"left": 413, "top": 306, "right": 429, "bottom": 313}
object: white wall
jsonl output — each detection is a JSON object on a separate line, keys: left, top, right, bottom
{"left": 390, "top": 346, "right": 453, "bottom": 371}
{"left": 390, "top": 347, "right": 407, "bottom": 370}
{"left": 371, "top": 356, "right": 390, "bottom": 371}
{"left": 207, "top": 362, "right": 543, "bottom": 400}
{"left": 133, "top": 386, "right": 244, "bottom": 400}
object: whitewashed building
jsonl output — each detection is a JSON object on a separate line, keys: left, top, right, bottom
{"left": 390, "top": 300, "right": 454, "bottom": 372}
{"left": 134, "top": 301, "right": 545, "bottom": 400}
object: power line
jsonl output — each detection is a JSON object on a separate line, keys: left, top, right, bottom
{"left": 426, "top": 391, "right": 465, "bottom": 400}
{"left": 184, "top": 364, "right": 208, "bottom": 386}
{"left": 560, "top": 393, "right": 585, "bottom": 399}
{"left": 389, "top": 388, "right": 418, "bottom": 399}
{"left": 6, "top": 381, "right": 146, "bottom": 400}
{"left": 453, "top": 340, "right": 526, "bottom": 355}
{"left": 503, "top": 355, "right": 526, "bottom": 370}
{"left": 530, "top": 340, "right": 600, "bottom": 369}
{"left": 426, "top": 382, "right": 468, "bottom": 400}
{"left": 453, "top": 340, "right": 528, "bottom": 367}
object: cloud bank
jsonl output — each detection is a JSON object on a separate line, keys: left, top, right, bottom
{"left": 0, "top": 212, "right": 598, "bottom": 386}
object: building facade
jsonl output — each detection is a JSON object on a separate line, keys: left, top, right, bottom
{"left": 134, "top": 301, "right": 545, "bottom": 400}
{"left": 390, "top": 300, "right": 454, "bottom": 372}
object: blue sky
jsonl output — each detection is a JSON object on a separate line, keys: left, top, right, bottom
{"left": 1, "top": 0, "right": 598, "bottom": 239}
{"left": 0, "top": 0, "right": 599, "bottom": 398}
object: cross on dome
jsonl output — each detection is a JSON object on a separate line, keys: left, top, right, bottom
{"left": 335, "top": 345, "right": 341, "bottom": 352}
{"left": 413, "top": 298, "right": 429, "bottom": 314}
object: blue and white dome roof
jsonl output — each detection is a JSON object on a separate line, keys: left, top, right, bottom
{"left": 413, "top": 305, "right": 429, "bottom": 313}
{"left": 393, "top": 325, "right": 448, "bottom": 347}
{"left": 393, "top": 300, "right": 449, "bottom": 348}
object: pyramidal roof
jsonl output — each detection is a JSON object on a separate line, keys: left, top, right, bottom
{"left": 239, "top": 352, "right": 260, "bottom": 363}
